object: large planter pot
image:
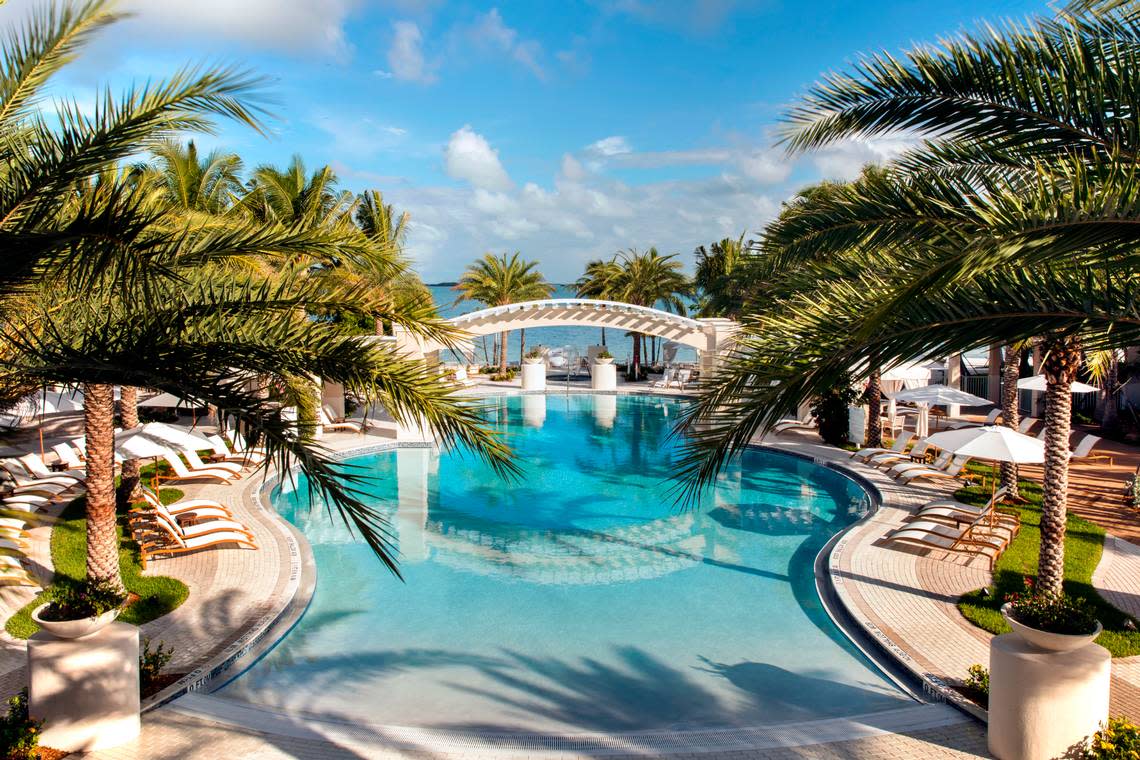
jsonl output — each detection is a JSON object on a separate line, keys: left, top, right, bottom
{"left": 594, "top": 357, "right": 613, "bottom": 365}
{"left": 523, "top": 357, "right": 544, "bottom": 365}
{"left": 32, "top": 604, "right": 121, "bottom": 640}
{"left": 1000, "top": 603, "right": 1102, "bottom": 652}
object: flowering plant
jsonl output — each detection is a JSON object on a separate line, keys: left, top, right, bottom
{"left": 39, "top": 579, "right": 126, "bottom": 622}
{"left": 1086, "top": 717, "right": 1140, "bottom": 759}
{"left": 1004, "top": 578, "right": 1098, "bottom": 635}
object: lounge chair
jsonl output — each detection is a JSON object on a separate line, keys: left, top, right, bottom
{"left": 18, "top": 453, "right": 85, "bottom": 484}
{"left": 853, "top": 432, "right": 914, "bottom": 462}
{"left": 130, "top": 506, "right": 252, "bottom": 542}
{"left": 673, "top": 369, "right": 692, "bottom": 390}
{"left": 909, "top": 487, "right": 1019, "bottom": 535}
{"left": 886, "top": 513, "right": 1009, "bottom": 569}
{"left": 1018, "top": 417, "right": 1038, "bottom": 434}
{"left": 180, "top": 448, "right": 243, "bottom": 477}
{"left": 50, "top": 442, "right": 85, "bottom": 471}
{"left": 160, "top": 454, "right": 237, "bottom": 485}
{"left": 772, "top": 414, "right": 814, "bottom": 433}
{"left": 651, "top": 369, "right": 675, "bottom": 389}
{"left": 868, "top": 439, "right": 930, "bottom": 468}
{"left": 896, "top": 455, "right": 972, "bottom": 484}
{"left": 205, "top": 434, "right": 265, "bottom": 467}
{"left": 946, "top": 409, "right": 1002, "bottom": 430}
{"left": 138, "top": 486, "right": 235, "bottom": 520}
{"left": 320, "top": 406, "right": 362, "bottom": 433}
{"left": 133, "top": 513, "right": 256, "bottom": 568}
{"left": 1068, "top": 434, "right": 1113, "bottom": 467}
{"left": 0, "top": 464, "right": 81, "bottom": 496}
{"left": 0, "top": 555, "right": 38, "bottom": 587}
{"left": 225, "top": 426, "right": 267, "bottom": 458}
{"left": 885, "top": 448, "right": 948, "bottom": 476}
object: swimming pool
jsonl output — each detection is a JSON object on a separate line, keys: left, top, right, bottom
{"left": 217, "top": 393, "right": 911, "bottom": 734}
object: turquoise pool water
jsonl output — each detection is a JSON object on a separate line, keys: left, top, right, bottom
{"left": 218, "top": 393, "right": 910, "bottom": 733}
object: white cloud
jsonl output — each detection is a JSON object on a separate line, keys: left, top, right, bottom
{"left": 587, "top": 136, "right": 633, "bottom": 157}
{"left": 464, "top": 9, "right": 545, "bottom": 79}
{"left": 388, "top": 21, "right": 438, "bottom": 84}
{"left": 560, "top": 154, "right": 588, "bottom": 181}
{"left": 736, "top": 149, "right": 792, "bottom": 184}
{"left": 810, "top": 137, "right": 918, "bottom": 180}
{"left": 312, "top": 115, "right": 409, "bottom": 159}
{"left": 444, "top": 126, "right": 513, "bottom": 191}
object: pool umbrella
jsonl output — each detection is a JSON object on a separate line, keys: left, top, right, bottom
{"left": 925, "top": 425, "right": 1045, "bottom": 523}
{"left": 890, "top": 385, "right": 993, "bottom": 436}
{"left": 115, "top": 422, "right": 212, "bottom": 490}
{"left": 1016, "top": 375, "right": 1099, "bottom": 393}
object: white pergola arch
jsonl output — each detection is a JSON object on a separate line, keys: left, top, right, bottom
{"left": 395, "top": 298, "right": 738, "bottom": 378}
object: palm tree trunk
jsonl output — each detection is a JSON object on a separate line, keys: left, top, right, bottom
{"left": 1101, "top": 354, "right": 1120, "bottom": 436}
{"left": 1000, "top": 345, "right": 1022, "bottom": 499}
{"left": 116, "top": 386, "right": 142, "bottom": 510}
{"left": 864, "top": 368, "right": 883, "bottom": 448}
{"left": 83, "top": 383, "right": 123, "bottom": 591}
{"left": 499, "top": 330, "right": 508, "bottom": 374}
{"left": 601, "top": 327, "right": 606, "bottom": 347}
{"left": 519, "top": 328, "right": 526, "bottom": 366}
{"left": 630, "top": 333, "right": 641, "bottom": 381}
{"left": 1038, "top": 337, "right": 1082, "bottom": 598}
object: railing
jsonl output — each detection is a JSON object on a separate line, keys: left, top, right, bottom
{"left": 962, "top": 375, "right": 990, "bottom": 402}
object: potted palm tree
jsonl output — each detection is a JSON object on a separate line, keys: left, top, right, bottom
{"left": 32, "top": 580, "right": 127, "bottom": 640}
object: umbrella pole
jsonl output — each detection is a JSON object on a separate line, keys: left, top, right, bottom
{"left": 990, "top": 461, "right": 998, "bottom": 528}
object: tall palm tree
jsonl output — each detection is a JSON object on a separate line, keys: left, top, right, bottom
{"left": 607, "top": 249, "right": 691, "bottom": 380}
{"left": 0, "top": 1, "right": 515, "bottom": 586}
{"left": 693, "top": 235, "right": 748, "bottom": 318}
{"left": 454, "top": 252, "right": 553, "bottom": 373}
{"left": 1000, "top": 344, "right": 1025, "bottom": 500}
{"left": 351, "top": 189, "right": 431, "bottom": 335}
{"left": 146, "top": 139, "right": 244, "bottom": 215}
{"left": 679, "top": 2, "right": 1140, "bottom": 598}
{"left": 575, "top": 258, "right": 623, "bottom": 347}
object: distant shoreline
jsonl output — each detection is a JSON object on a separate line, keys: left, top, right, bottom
{"left": 427, "top": 282, "right": 571, "bottom": 288}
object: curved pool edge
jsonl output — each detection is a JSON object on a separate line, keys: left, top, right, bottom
{"left": 782, "top": 442, "right": 989, "bottom": 725}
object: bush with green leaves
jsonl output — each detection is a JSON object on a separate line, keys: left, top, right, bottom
{"left": 810, "top": 375, "right": 860, "bottom": 446}
{"left": 961, "top": 664, "right": 989, "bottom": 706}
{"left": 39, "top": 578, "right": 126, "bottom": 622}
{"left": 1004, "top": 577, "right": 1099, "bottom": 635}
{"left": 140, "top": 637, "right": 175, "bottom": 695}
{"left": 0, "top": 690, "right": 41, "bottom": 760}
{"left": 1086, "top": 717, "right": 1140, "bottom": 759}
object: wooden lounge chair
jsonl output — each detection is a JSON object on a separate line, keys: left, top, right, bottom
{"left": 225, "top": 426, "right": 267, "bottom": 458}
{"left": 320, "top": 406, "right": 362, "bottom": 433}
{"left": 772, "top": 414, "right": 814, "bottom": 433}
{"left": 130, "top": 507, "right": 253, "bottom": 542}
{"left": 946, "top": 409, "right": 1002, "bottom": 430}
{"left": 896, "top": 455, "right": 972, "bottom": 484}
{"left": 18, "top": 453, "right": 84, "bottom": 484}
{"left": 0, "top": 464, "right": 80, "bottom": 496}
{"left": 0, "top": 555, "right": 38, "bottom": 587}
{"left": 909, "top": 487, "right": 1019, "bottom": 536}
{"left": 886, "top": 448, "right": 950, "bottom": 477}
{"left": 160, "top": 454, "right": 237, "bottom": 485}
{"left": 133, "top": 514, "right": 256, "bottom": 568}
{"left": 869, "top": 439, "right": 930, "bottom": 468}
{"left": 1069, "top": 434, "right": 1113, "bottom": 467}
{"left": 1018, "top": 417, "right": 1038, "bottom": 434}
{"left": 50, "top": 442, "right": 85, "bottom": 471}
{"left": 180, "top": 448, "right": 243, "bottom": 477}
{"left": 853, "top": 432, "right": 914, "bottom": 462}
{"left": 205, "top": 434, "right": 265, "bottom": 467}
{"left": 138, "top": 486, "right": 235, "bottom": 520}
{"left": 886, "top": 513, "right": 1009, "bottom": 569}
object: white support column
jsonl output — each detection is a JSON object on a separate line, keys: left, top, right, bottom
{"left": 946, "top": 352, "right": 962, "bottom": 419}
{"left": 988, "top": 345, "right": 1002, "bottom": 405}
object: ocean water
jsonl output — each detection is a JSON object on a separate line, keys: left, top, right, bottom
{"left": 217, "top": 394, "right": 909, "bottom": 733}
{"left": 430, "top": 284, "right": 699, "bottom": 365}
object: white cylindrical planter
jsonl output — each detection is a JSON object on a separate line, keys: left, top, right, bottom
{"left": 521, "top": 362, "right": 546, "bottom": 391}
{"left": 592, "top": 363, "right": 617, "bottom": 391}
{"left": 29, "top": 622, "right": 140, "bottom": 751}
{"left": 847, "top": 405, "right": 866, "bottom": 446}
{"left": 988, "top": 633, "right": 1110, "bottom": 760}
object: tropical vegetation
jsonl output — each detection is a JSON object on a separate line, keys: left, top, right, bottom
{"left": 678, "top": 0, "right": 1140, "bottom": 600}
{"left": 0, "top": 0, "right": 513, "bottom": 590}
{"left": 454, "top": 251, "right": 554, "bottom": 372}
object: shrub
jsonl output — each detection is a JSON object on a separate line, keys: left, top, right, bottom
{"left": 524, "top": 348, "right": 544, "bottom": 360}
{"left": 961, "top": 664, "right": 989, "bottom": 707}
{"left": 596, "top": 349, "right": 612, "bottom": 359}
{"left": 140, "top": 637, "right": 175, "bottom": 695}
{"left": 38, "top": 579, "right": 126, "bottom": 622}
{"left": 0, "top": 690, "right": 41, "bottom": 760}
{"left": 1004, "top": 577, "right": 1099, "bottom": 635}
{"left": 1086, "top": 717, "right": 1140, "bottom": 759}
{"left": 810, "top": 374, "right": 860, "bottom": 446}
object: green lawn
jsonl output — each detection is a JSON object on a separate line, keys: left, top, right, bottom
{"left": 955, "top": 462, "right": 1140, "bottom": 657}
{"left": 5, "top": 480, "right": 190, "bottom": 639}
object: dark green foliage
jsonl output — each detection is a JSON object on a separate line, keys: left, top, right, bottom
{"left": 810, "top": 376, "right": 859, "bottom": 446}
{"left": 0, "top": 690, "right": 41, "bottom": 760}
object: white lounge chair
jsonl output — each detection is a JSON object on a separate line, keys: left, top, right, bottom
{"left": 161, "top": 454, "right": 237, "bottom": 485}
{"left": 886, "top": 449, "right": 952, "bottom": 477}
{"left": 50, "top": 442, "right": 85, "bottom": 471}
{"left": 18, "top": 453, "right": 85, "bottom": 484}
{"left": 133, "top": 513, "right": 256, "bottom": 568}
{"left": 910, "top": 487, "right": 1018, "bottom": 534}
{"left": 886, "top": 513, "right": 1008, "bottom": 569}
{"left": 205, "top": 434, "right": 265, "bottom": 467}
{"left": 896, "top": 455, "right": 972, "bottom": 484}
{"left": 651, "top": 369, "right": 675, "bottom": 388}
{"left": 181, "top": 448, "right": 243, "bottom": 477}
{"left": 772, "top": 414, "right": 814, "bottom": 433}
{"left": 1018, "top": 417, "right": 1038, "bottom": 434}
{"left": 130, "top": 505, "right": 252, "bottom": 541}
{"left": 946, "top": 409, "right": 1002, "bottom": 429}
{"left": 225, "top": 426, "right": 267, "bottom": 458}
{"left": 673, "top": 368, "right": 692, "bottom": 390}
{"left": 1069, "top": 434, "right": 1113, "bottom": 466}
{"left": 139, "top": 486, "right": 235, "bottom": 520}
{"left": 320, "top": 406, "right": 362, "bottom": 433}
{"left": 853, "top": 432, "right": 914, "bottom": 462}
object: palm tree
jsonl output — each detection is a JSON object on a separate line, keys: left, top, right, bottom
{"left": 575, "top": 258, "right": 623, "bottom": 347}
{"left": 0, "top": 1, "right": 514, "bottom": 586}
{"left": 454, "top": 252, "right": 553, "bottom": 373}
{"left": 351, "top": 189, "right": 431, "bottom": 335}
{"left": 693, "top": 235, "right": 748, "bottom": 318}
{"left": 146, "top": 139, "right": 244, "bottom": 215}
{"left": 245, "top": 155, "right": 355, "bottom": 229}
{"left": 607, "top": 249, "right": 691, "bottom": 380}
{"left": 678, "top": 2, "right": 1140, "bottom": 598}
{"left": 1000, "top": 344, "right": 1025, "bottom": 500}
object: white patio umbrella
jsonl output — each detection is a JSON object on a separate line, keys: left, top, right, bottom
{"left": 890, "top": 384, "right": 993, "bottom": 436}
{"left": 925, "top": 425, "right": 1044, "bottom": 522}
{"left": 115, "top": 422, "right": 212, "bottom": 489}
{"left": 1016, "top": 375, "right": 1099, "bottom": 393}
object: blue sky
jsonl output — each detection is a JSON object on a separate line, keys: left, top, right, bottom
{"left": 13, "top": 0, "right": 1047, "bottom": 281}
